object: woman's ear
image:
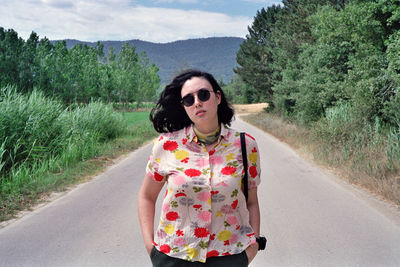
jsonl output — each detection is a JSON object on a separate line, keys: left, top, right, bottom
{"left": 216, "top": 91, "right": 222, "bottom": 105}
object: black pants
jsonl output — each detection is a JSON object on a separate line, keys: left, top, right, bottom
{"left": 150, "top": 247, "right": 249, "bottom": 267}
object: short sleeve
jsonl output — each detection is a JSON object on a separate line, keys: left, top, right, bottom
{"left": 145, "top": 135, "right": 168, "bottom": 183}
{"left": 244, "top": 133, "right": 261, "bottom": 190}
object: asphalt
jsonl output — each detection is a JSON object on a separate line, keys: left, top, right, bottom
{"left": 0, "top": 117, "right": 399, "bottom": 266}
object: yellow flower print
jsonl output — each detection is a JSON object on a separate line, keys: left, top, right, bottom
{"left": 175, "top": 150, "right": 189, "bottom": 160}
{"left": 217, "top": 230, "right": 232, "bottom": 241}
{"left": 216, "top": 210, "right": 223, "bottom": 217}
{"left": 225, "top": 153, "right": 235, "bottom": 162}
{"left": 185, "top": 246, "right": 199, "bottom": 259}
{"left": 249, "top": 152, "right": 258, "bottom": 164}
{"left": 164, "top": 224, "right": 175, "bottom": 235}
{"left": 155, "top": 157, "right": 161, "bottom": 164}
{"left": 221, "top": 143, "right": 232, "bottom": 147}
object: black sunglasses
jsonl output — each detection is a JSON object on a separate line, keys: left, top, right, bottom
{"left": 181, "top": 89, "right": 215, "bottom": 107}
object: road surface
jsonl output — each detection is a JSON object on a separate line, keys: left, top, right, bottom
{"left": 1, "top": 117, "right": 399, "bottom": 266}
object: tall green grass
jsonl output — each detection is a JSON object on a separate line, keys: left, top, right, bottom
{"left": 0, "top": 87, "right": 131, "bottom": 219}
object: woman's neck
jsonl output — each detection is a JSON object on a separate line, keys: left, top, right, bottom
{"left": 194, "top": 124, "right": 221, "bottom": 146}
{"left": 193, "top": 121, "right": 220, "bottom": 135}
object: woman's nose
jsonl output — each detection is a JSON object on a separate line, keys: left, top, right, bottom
{"left": 194, "top": 94, "right": 202, "bottom": 106}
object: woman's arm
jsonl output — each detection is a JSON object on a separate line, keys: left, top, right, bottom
{"left": 245, "top": 188, "right": 260, "bottom": 263}
{"left": 137, "top": 173, "right": 165, "bottom": 255}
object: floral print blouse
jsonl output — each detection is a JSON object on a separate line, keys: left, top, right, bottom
{"left": 146, "top": 124, "right": 261, "bottom": 263}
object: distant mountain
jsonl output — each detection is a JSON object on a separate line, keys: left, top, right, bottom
{"left": 56, "top": 37, "right": 244, "bottom": 84}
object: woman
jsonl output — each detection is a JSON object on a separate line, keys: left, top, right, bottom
{"left": 138, "top": 70, "right": 262, "bottom": 266}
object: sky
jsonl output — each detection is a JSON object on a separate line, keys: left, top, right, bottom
{"left": 1, "top": 0, "right": 281, "bottom": 43}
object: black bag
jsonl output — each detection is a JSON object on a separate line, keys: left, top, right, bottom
{"left": 240, "top": 132, "right": 249, "bottom": 202}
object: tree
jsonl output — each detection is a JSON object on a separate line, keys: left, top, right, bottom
{"left": 0, "top": 28, "right": 24, "bottom": 88}
{"left": 18, "top": 31, "right": 38, "bottom": 93}
{"left": 235, "top": 6, "right": 281, "bottom": 103}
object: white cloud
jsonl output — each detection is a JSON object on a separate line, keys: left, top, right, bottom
{"left": 0, "top": 0, "right": 251, "bottom": 42}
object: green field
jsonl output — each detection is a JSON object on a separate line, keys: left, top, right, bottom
{"left": 122, "top": 111, "right": 151, "bottom": 126}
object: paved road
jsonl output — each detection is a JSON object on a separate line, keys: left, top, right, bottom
{"left": 1, "top": 117, "right": 400, "bottom": 266}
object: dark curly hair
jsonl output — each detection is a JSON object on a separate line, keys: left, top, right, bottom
{"left": 150, "top": 69, "right": 234, "bottom": 133}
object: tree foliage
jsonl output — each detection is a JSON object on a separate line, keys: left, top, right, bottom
{"left": 235, "top": 0, "right": 400, "bottom": 129}
{"left": 0, "top": 27, "right": 160, "bottom": 106}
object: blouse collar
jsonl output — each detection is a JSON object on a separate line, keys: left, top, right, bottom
{"left": 186, "top": 124, "right": 229, "bottom": 144}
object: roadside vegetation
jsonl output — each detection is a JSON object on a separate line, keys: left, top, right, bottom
{"left": 231, "top": 0, "right": 400, "bottom": 205}
{"left": 242, "top": 111, "right": 400, "bottom": 206}
{"left": 0, "top": 88, "right": 156, "bottom": 222}
{"left": 0, "top": 28, "right": 160, "bottom": 222}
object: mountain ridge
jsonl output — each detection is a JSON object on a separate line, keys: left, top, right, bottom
{"left": 54, "top": 37, "right": 244, "bottom": 84}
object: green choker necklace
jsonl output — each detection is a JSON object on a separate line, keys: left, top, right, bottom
{"left": 194, "top": 126, "right": 221, "bottom": 146}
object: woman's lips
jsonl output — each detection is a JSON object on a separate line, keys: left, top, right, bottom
{"left": 196, "top": 110, "right": 206, "bottom": 116}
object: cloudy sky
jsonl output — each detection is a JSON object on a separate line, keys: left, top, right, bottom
{"left": 1, "top": 0, "right": 281, "bottom": 43}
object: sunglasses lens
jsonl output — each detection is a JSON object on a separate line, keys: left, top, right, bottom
{"left": 198, "top": 89, "right": 211, "bottom": 102}
{"left": 182, "top": 95, "right": 194, "bottom": 107}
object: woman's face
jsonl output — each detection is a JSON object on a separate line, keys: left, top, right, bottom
{"left": 181, "top": 77, "right": 221, "bottom": 133}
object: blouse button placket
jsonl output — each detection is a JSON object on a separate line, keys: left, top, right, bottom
{"left": 202, "top": 143, "right": 213, "bottom": 260}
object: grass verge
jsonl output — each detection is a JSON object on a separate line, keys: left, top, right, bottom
{"left": 242, "top": 112, "right": 400, "bottom": 206}
{"left": 0, "top": 111, "right": 157, "bottom": 222}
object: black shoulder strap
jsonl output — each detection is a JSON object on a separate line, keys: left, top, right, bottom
{"left": 240, "top": 132, "right": 248, "bottom": 202}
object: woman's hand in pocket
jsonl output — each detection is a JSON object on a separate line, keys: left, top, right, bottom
{"left": 146, "top": 243, "right": 154, "bottom": 256}
{"left": 245, "top": 243, "right": 259, "bottom": 264}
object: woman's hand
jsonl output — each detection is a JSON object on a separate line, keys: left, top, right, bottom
{"left": 245, "top": 243, "right": 259, "bottom": 264}
{"left": 146, "top": 243, "right": 154, "bottom": 256}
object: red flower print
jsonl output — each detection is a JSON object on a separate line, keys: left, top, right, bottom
{"left": 166, "top": 211, "right": 179, "bottom": 221}
{"left": 160, "top": 244, "right": 171, "bottom": 254}
{"left": 154, "top": 171, "right": 164, "bottom": 181}
{"left": 222, "top": 252, "right": 231, "bottom": 256}
{"left": 252, "top": 147, "right": 257, "bottom": 153}
{"left": 153, "top": 241, "right": 158, "bottom": 246}
{"left": 249, "top": 166, "right": 258, "bottom": 178}
{"left": 210, "top": 190, "right": 219, "bottom": 195}
{"left": 231, "top": 199, "right": 238, "bottom": 210}
{"left": 236, "top": 225, "right": 240, "bottom": 230}
{"left": 175, "top": 192, "right": 187, "bottom": 198}
{"left": 206, "top": 250, "right": 219, "bottom": 258}
{"left": 193, "top": 204, "right": 202, "bottom": 209}
{"left": 176, "top": 229, "right": 184, "bottom": 236}
{"left": 194, "top": 227, "right": 210, "bottom": 238}
{"left": 181, "top": 157, "right": 189, "bottom": 163}
{"left": 163, "top": 141, "right": 178, "bottom": 151}
{"left": 247, "top": 232, "right": 255, "bottom": 237}
{"left": 221, "top": 166, "right": 236, "bottom": 175}
{"left": 158, "top": 136, "right": 163, "bottom": 141}
{"left": 224, "top": 240, "right": 230, "bottom": 246}
{"left": 208, "top": 149, "right": 215, "bottom": 156}
{"left": 210, "top": 234, "right": 215, "bottom": 240}
{"left": 184, "top": 168, "right": 201, "bottom": 177}
{"left": 245, "top": 133, "right": 255, "bottom": 140}
{"left": 182, "top": 138, "right": 188, "bottom": 144}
